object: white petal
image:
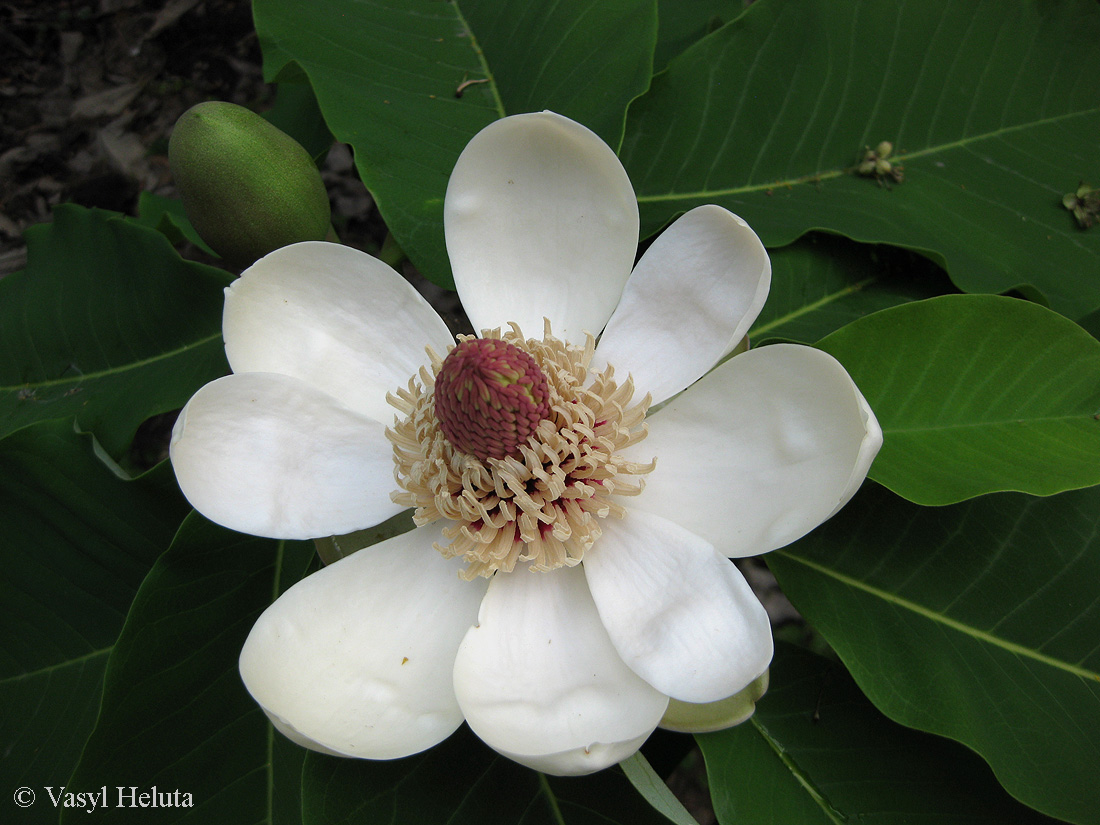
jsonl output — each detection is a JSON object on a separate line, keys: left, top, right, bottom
{"left": 488, "top": 735, "right": 656, "bottom": 777}
{"left": 830, "top": 389, "right": 884, "bottom": 519}
{"left": 170, "top": 372, "right": 400, "bottom": 539}
{"left": 452, "top": 566, "right": 668, "bottom": 776}
{"left": 239, "top": 524, "right": 488, "bottom": 759}
{"left": 445, "top": 112, "right": 638, "bottom": 341}
{"left": 224, "top": 241, "right": 453, "bottom": 423}
{"left": 625, "top": 344, "right": 882, "bottom": 557}
{"left": 264, "top": 714, "right": 345, "bottom": 757}
{"left": 595, "top": 205, "right": 770, "bottom": 405}
{"left": 584, "top": 509, "right": 773, "bottom": 704}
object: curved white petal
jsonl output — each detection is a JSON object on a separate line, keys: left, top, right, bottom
{"left": 584, "top": 509, "right": 773, "bottom": 704}
{"left": 489, "top": 734, "right": 656, "bottom": 777}
{"left": 265, "top": 714, "right": 345, "bottom": 757}
{"left": 170, "top": 372, "right": 401, "bottom": 539}
{"left": 224, "top": 241, "right": 453, "bottom": 423}
{"left": 624, "top": 344, "right": 882, "bottom": 557}
{"left": 445, "top": 112, "right": 638, "bottom": 341}
{"left": 239, "top": 524, "right": 488, "bottom": 759}
{"left": 829, "top": 389, "right": 884, "bottom": 519}
{"left": 596, "top": 205, "right": 771, "bottom": 405}
{"left": 452, "top": 565, "right": 668, "bottom": 776}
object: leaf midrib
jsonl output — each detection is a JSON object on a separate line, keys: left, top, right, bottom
{"left": 635, "top": 107, "right": 1100, "bottom": 202}
{"left": 452, "top": 0, "right": 507, "bottom": 119}
{"left": 750, "top": 276, "right": 878, "bottom": 338}
{"left": 883, "top": 413, "right": 1100, "bottom": 434}
{"left": 0, "top": 646, "right": 110, "bottom": 685}
{"left": 775, "top": 551, "right": 1099, "bottom": 681}
{"left": 0, "top": 331, "right": 224, "bottom": 392}
{"left": 751, "top": 716, "right": 845, "bottom": 825}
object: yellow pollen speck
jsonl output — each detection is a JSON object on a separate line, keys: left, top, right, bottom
{"left": 385, "top": 321, "right": 654, "bottom": 579}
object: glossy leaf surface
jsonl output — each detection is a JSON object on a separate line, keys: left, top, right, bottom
{"left": 701, "top": 643, "right": 1061, "bottom": 824}
{"left": 768, "top": 484, "right": 1100, "bottom": 825}
{"left": 137, "top": 190, "right": 218, "bottom": 255}
{"left": 0, "top": 423, "right": 189, "bottom": 823}
{"left": 750, "top": 234, "right": 945, "bottom": 345}
{"left": 622, "top": 0, "right": 1100, "bottom": 319}
{"left": 816, "top": 294, "right": 1100, "bottom": 505}
{"left": 61, "top": 515, "right": 313, "bottom": 824}
{"left": 652, "top": 0, "right": 745, "bottom": 71}
{"left": 0, "top": 205, "right": 230, "bottom": 458}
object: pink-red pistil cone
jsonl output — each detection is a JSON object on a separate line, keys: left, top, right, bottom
{"left": 434, "top": 338, "right": 551, "bottom": 460}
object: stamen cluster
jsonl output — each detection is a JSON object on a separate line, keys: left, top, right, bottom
{"left": 386, "top": 322, "right": 654, "bottom": 579}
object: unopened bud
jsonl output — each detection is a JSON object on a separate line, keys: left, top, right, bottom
{"left": 875, "top": 140, "right": 894, "bottom": 159}
{"left": 169, "top": 101, "right": 331, "bottom": 266}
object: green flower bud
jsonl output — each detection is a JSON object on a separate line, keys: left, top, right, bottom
{"left": 169, "top": 101, "right": 331, "bottom": 266}
{"left": 875, "top": 140, "right": 894, "bottom": 159}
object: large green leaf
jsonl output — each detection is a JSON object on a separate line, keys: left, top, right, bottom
{"left": 61, "top": 515, "right": 313, "bottom": 825}
{"left": 653, "top": 0, "right": 745, "bottom": 71}
{"left": 136, "top": 191, "right": 218, "bottom": 255}
{"left": 767, "top": 483, "right": 1100, "bottom": 825}
{"left": 0, "top": 205, "right": 231, "bottom": 459}
{"left": 263, "top": 80, "right": 335, "bottom": 163}
{"left": 0, "top": 423, "right": 190, "bottom": 823}
{"left": 621, "top": 0, "right": 1100, "bottom": 320}
{"left": 750, "top": 234, "right": 946, "bottom": 345}
{"left": 700, "top": 643, "right": 1060, "bottom": 824}
{"left": 253, "top": 0, "right": 657, "bottom": 288}
{"left": 1080, "top": 305, "right": 1100, "bottom": 342}
{"left": 458, "top": 0, "right": 657, "bottom": 148}
{"left": 301, "top": 725, "right": 679, "bottom": 825}
{"left": 815, "top": 294, "right": 1100, "bottom": 505}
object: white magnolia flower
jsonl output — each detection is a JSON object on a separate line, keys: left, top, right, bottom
{"left": 170, "top": 111, "right": 882, "bottom": 776}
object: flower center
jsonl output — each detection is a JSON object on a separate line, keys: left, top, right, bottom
{"left": 434, "top": 337, "right": 551, "bottom": 460}
{"left": 386, "top": 322, "right": 654, "bottom": 579}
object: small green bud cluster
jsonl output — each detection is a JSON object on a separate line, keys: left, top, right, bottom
{"left": 1063, "top": 182, "right": 1100, "bottom": 229}
{"left": 169, "top": 101, "right": 331, "bottom": 266}
{"left": 856, "top": 140, "right": 904, "bottom": 186}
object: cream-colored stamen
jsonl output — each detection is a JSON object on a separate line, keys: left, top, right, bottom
{"left": 386, "top": 321, "right": 654, "bottom": 579}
